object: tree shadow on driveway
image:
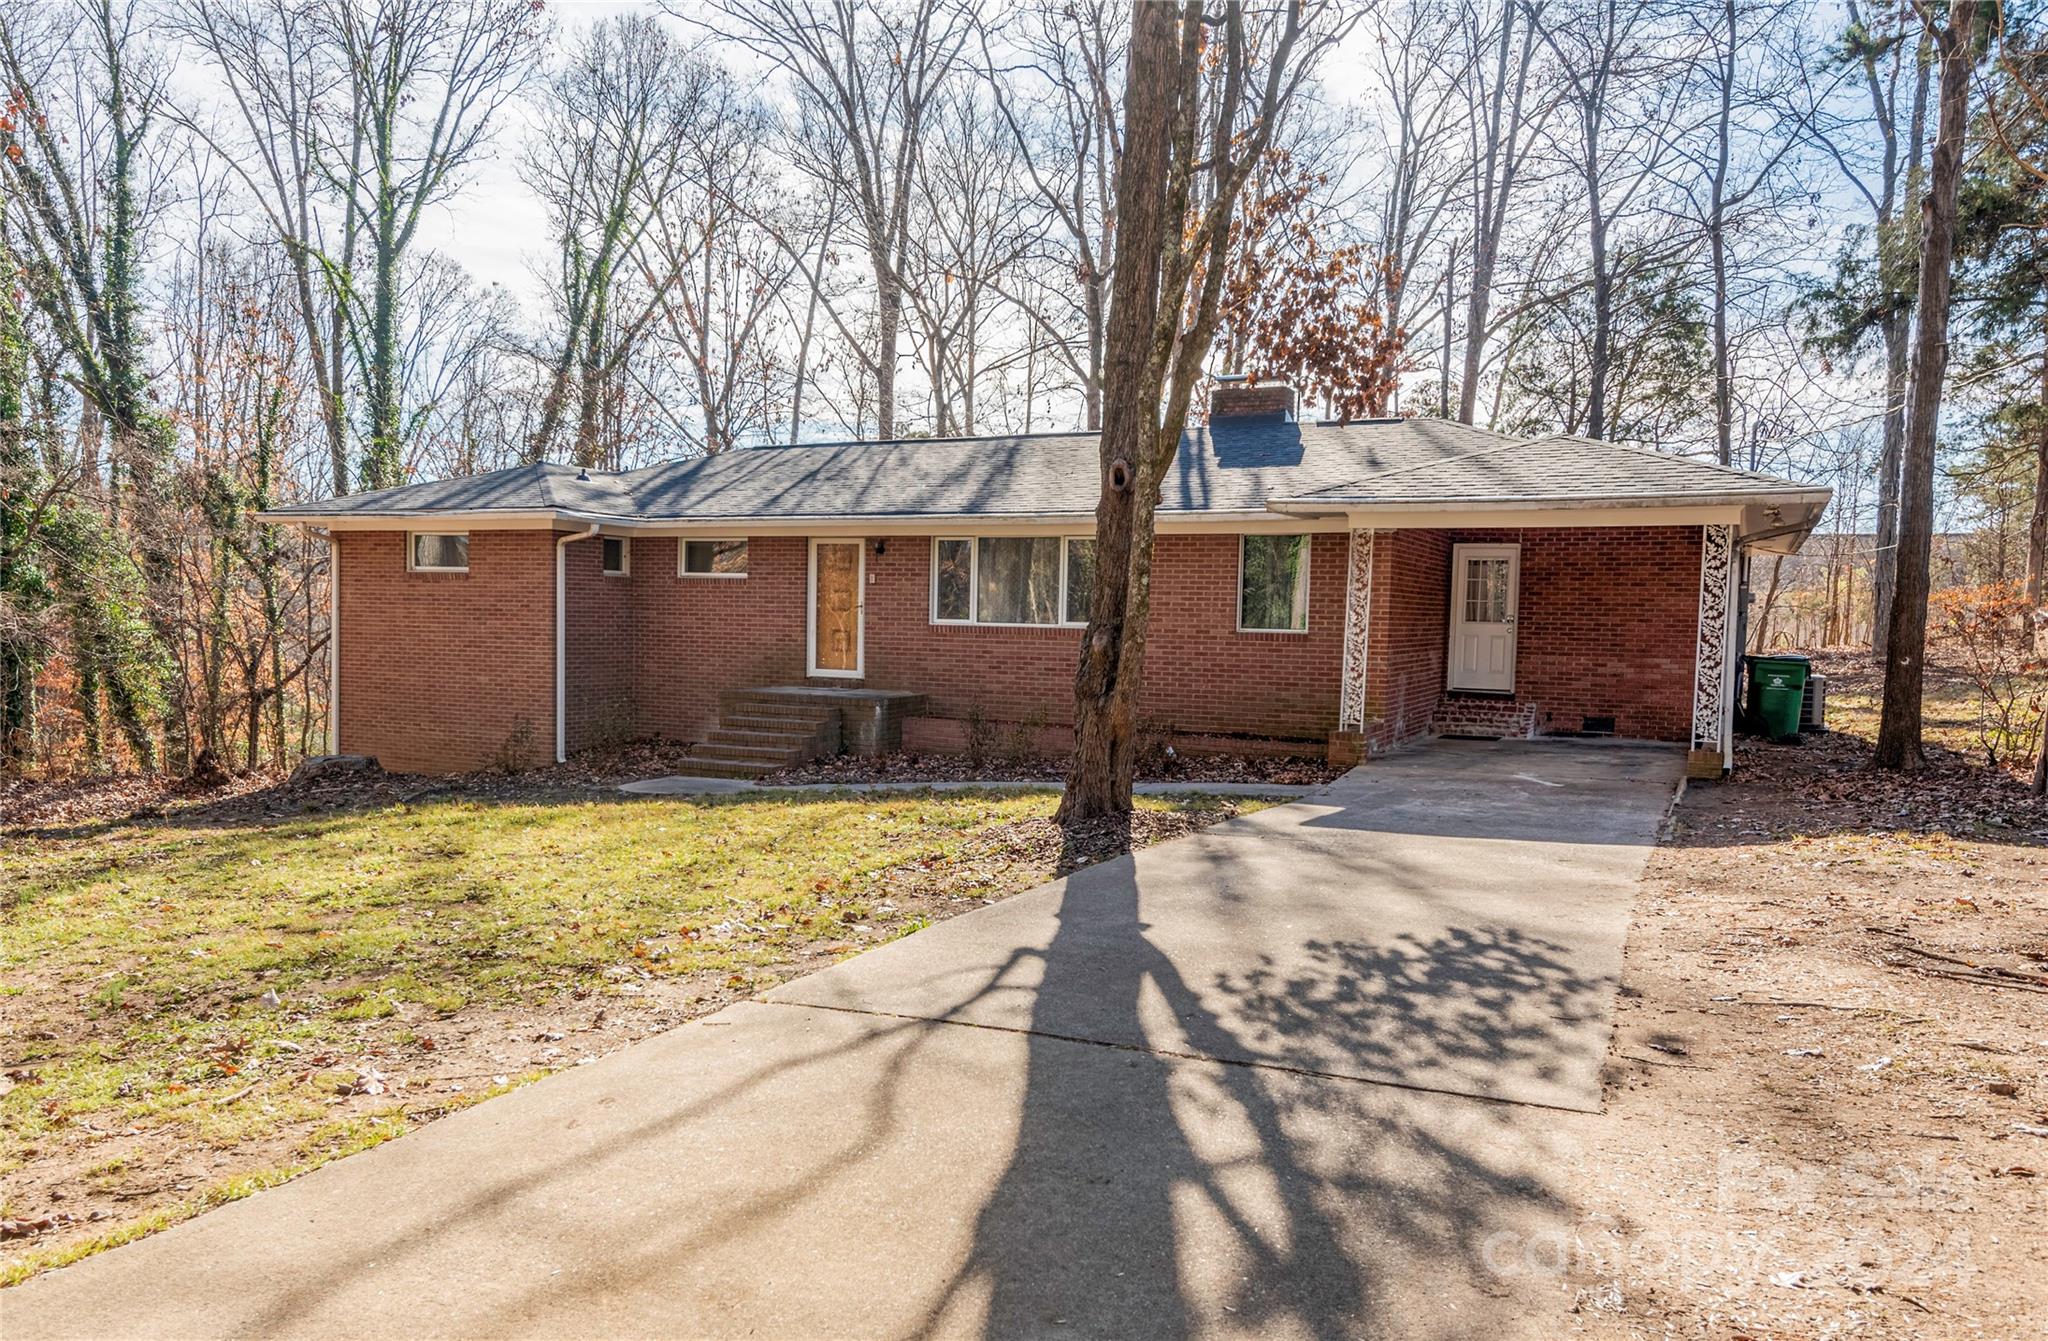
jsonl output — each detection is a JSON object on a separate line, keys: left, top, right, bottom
{"left": 898, "top": 821, "right": 1597, "bottom": 1339}
{"left": 30, "top": 783, "right": 1612, "bottom": 1341}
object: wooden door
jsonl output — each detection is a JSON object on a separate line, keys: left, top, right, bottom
{"left": 810, "top": 540, "right": 863, "bottom": 676}
{"left": 1447, "top": 543, "right": 1519, "bottom": 693}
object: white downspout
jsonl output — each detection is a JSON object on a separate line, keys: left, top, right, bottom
{"left": 555, "top": 525, "right": 602, "bottom": 763}
{"left": 324, "top": 529, "right": 340, "bottom": 754}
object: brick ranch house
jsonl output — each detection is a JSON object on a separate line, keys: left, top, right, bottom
{"left": 261, "top": 382, "right": 1830, "bottom": 780}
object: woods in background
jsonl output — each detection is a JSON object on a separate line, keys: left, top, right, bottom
{"left": 1, "top": 0, "right": 2042, "bottom": 781}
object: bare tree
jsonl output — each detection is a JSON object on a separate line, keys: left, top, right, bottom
{"left": 522, "top": 14, "right": 704, "bottom": 464}
{"left": 1362, "top": 0, "right": 1468, "bottom": 359}
{"left": 1528, "top": 0, "right": 1694, "bottom": 441}
{"left": 1874, "top": 0, "right": 1980, "bottom": 770}
{"left": 1455, "top": 0, "right": 1547, "bottom": 424}
{"left": 638, "top": 71, "right": 803, "bottom": 454}
{"left": 979, "top": 0, "right": 1125, "bottom": 430}
{"left": 699, "top": 0, "right": 971, "bottom": 441}
{"left": 320, "top": 0, "right": 543, "bottom": 489}
{"left": 902, "top": 84, "right": 1037, "bottom": 436}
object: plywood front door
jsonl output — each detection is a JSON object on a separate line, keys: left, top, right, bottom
{"left": 1447, "top": 543, "right": 1519, "bottom": 693}
{"left": 809, "top": 539, "right": 864, "bottom": 677}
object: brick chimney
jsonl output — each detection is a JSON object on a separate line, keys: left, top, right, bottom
{"left": 1209, "top": 375, "right": 1296, "bottom": 421}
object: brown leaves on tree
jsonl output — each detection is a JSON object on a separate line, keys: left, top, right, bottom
{"left": 1211, "top": 152, "right": 1408, "bottom": 422}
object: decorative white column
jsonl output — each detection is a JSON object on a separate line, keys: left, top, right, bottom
{"left": 1339, "top": 528, "right": 1375, "bottom": 733}
{"left": 1691, "top": 524, "right": 1736, "bottom": 762}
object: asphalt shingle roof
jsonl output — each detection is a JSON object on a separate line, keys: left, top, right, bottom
{"left": 263, "top": 417, "right": 1822, "bottom": 523}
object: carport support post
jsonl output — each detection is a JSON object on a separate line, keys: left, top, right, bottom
{"left": 1334, "top": 528, "right": 1375, "bottom": 765}
{"left": 1689, "top": 524, "right": 1737, "bottom": 778}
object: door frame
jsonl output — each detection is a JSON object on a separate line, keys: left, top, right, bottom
{"left": 1445, "top": 542, "right": 1521, "bottom": 693}
{"left": 807, "top": 537, "right": 866, "bottom": 679}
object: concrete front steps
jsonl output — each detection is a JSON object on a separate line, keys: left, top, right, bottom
{"left": 680, "top": 693, "right": 843, "bottom": 778}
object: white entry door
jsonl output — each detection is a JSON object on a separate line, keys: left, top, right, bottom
{"left": 1447, "top": 543, "right": 1520, "bottom": 692}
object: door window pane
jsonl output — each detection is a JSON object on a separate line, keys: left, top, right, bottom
{"left": 1239, "top": 535, "right": 1309, "bottom": 631}
{"left": 1064, "top": 538, "right": 1095, "bottom": 624}
{"left": 683, "top": 538, "right": 747, "bottom": 575}
{"left": 1464, "top": 558, "right": 1509, "bottom": 623}
{"left": 977, "top": 537, "right": 1061, "bottom": 624}
{"left": 935, "top": 538, "right": 972, "bottom": 620}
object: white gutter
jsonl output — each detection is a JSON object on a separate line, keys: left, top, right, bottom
{"left": 1263, "top": 488, "right": 1832, "bottom": 515}
{"left": 554, "top": 525, "right": 602, "bottom": 763}
{"left": 322, "top": 529, "right": 339, "bottom": 754}
{"left": 254, "top": 506, "right": 1291, "bottom": 532}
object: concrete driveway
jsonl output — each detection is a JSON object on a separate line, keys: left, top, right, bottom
{"left": 6, "top": 739, "right": 1683, "bottom": 1341}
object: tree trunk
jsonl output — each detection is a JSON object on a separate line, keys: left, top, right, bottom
{"left": 874, "top": 260, "right": 900, "bottom": 440}
{"left": 1872, "top": 29, "right": 1934, "bottom": 659}
{"left": 2025, "top": 334, "right": 2047, "bottom": 615}
{"left": 1457, "top": 5, "right": 1522, "bottom": 426}
{"left": 1059, "top": 0, "right": 1177, "bottom": 823}
{"left": 362, "top": 195, "right": 403, "bottom": 490}
{"left": 1709, "top": 0, "right": 1735, "bottom": 466}
{"left": 1874, "top": 0, "right": 1977, "bottom": 771}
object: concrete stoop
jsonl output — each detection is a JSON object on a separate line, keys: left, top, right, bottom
{"left": 680, "top": 686, "right": 929, "bottom": 778}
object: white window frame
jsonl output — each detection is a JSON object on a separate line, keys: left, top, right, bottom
{"left": 407, "top": 531, "right": 470, "bottom": 573}
{"left": 678, "top": 537, "right": 748, "bottom": 579}
{"left": 601, "top": 535, "right": 630, "bottom": 577}
{"left": 931, "top": 535, "right": 1093, "bottom": 628}
{"left": 1236, "top": 534, "right": 1312, "bottom": 634}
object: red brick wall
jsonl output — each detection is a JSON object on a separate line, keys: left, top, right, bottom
{"left": 630, "top": 536, "right": 808, "bottom": 744}
{"left": 564, "top": 538, "right": 638, "bottom": 753}
{"left": 335, "top": 530, "right": 555, "bottom": 773}
{"left": 626, "top": 531, "right": 1346, "bottom": 750}
{"left": 1367, "top": 529, "right": 1451, "bottom": 748}
{"left": 335, "top": 522, "right": 1703, "bottom": 772}
{"left": 1466, "top": 525, "right": 1700, "bottom": 740}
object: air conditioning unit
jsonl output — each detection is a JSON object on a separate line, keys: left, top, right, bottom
{"left": 1801, "top": 674, "right": 1827, "bottom": 733}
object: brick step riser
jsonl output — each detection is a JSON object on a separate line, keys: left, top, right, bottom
{"left": 689, "top": 743, "right": 810, "bottom": 765}
{"left": 716, "top": 694, "right": 837, "bottom": 719}
{"left": 675, "top": 757, "right": 776, "bottom": 779}
{"left": 722, "top": 714, "right": 837, "bottom": 735}
{"left": 703, "top": 731, "right": 819, "bottom": 752}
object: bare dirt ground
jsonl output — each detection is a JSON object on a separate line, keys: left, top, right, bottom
{"left": 1561, "top": 653, "right": 2048, "bottom": 1338}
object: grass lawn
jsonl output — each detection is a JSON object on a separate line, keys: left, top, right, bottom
{"left": 1, "top": 785, "right": 1261, "bottom": 1283}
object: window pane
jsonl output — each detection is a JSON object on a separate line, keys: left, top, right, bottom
{"left": 684, "top": 539, "right": 747, "bottom": 575}
{"left": 412, "top": 533, "right": 467, "bottom": 570}
{"left": 602, "top": 537, "right": 626, "bottom": 573}
{"left": 935, "top": 538, "right": 972, "bottom": 620}
{"left": 1464, "top": 558, "right": 1509, "bottom": 623}
{"left": 1239, "top": 535, "right": 1308, "bottom": 631}
{"left": 1064, "top": 538, "right": 1095, "bottom": 624}
{"left": 977, "top": 536, "right": 1060, "bottom": 624}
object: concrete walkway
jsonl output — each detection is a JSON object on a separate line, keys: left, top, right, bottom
{"left": 7, "top": 739, "right": 1684, "bottom": 1341}
{"left": 619, "top": 774, "right": 1324, "bottom": 798}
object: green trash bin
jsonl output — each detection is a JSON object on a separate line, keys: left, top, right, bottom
{"left": 1745, "top": 655, "right": 1810, "bottom": 742}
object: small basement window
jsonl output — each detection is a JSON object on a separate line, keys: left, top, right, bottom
{"left": 1239, "top": 534, "right": 1310, "bottom": 632}
{"left": 409, "top": 532, "right": 469, "bottom": 572}
{"left": 601, "top": 536, "right": 629, "bottom": 576}
{"left": 681, "top": 538, "right": 747, "bottom": 577}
